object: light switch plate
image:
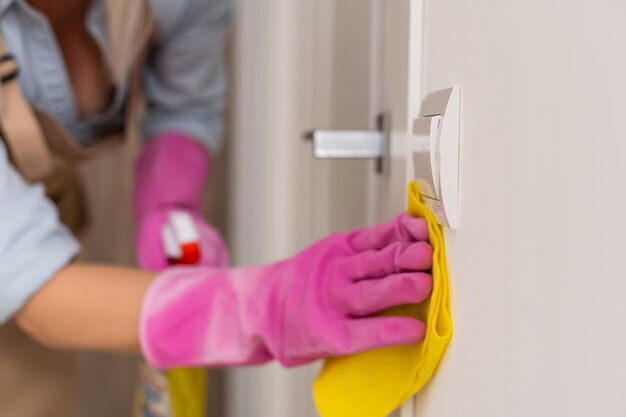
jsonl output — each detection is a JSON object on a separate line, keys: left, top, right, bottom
{"left": 411, "top": 87, "right": 460, "bottom": 229}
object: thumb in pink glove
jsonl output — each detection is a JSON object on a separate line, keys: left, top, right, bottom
{"left": 134, "top": 132, "right": 229, "bottom": 270}
{"left": 140, "top": 213, "right": 433, "bottom": 369}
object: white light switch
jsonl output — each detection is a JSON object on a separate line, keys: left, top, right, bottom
{"left": 411, "top": 87, "right": 460, "bottom": 229}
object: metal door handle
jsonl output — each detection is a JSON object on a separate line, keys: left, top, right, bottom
{"left": 305, "top": 113, "right": 391, "bottom": 176}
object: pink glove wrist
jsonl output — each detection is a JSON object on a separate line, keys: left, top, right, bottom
{"left": 140, "top": 214, "right": 434, "bottom": 369}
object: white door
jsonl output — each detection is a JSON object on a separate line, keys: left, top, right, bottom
{"left": 229, "top": 0, "right": 424, "bottom": 416}
{"left": 302, "top": 0, "right": 427, "bottom": 409}
{"left": 308, "top": 2, "right": 428, "bottom": 412}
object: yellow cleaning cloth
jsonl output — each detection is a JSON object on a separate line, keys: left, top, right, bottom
{"left": 313, "top": 181, "right": 453, "bottom": 417}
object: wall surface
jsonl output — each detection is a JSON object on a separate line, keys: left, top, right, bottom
{"left": 413, "top": 1, "right": 626, "bottom": 416}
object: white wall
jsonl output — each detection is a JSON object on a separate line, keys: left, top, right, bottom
{"left": 413, "top": 1, "right": 626, "bottom": 416}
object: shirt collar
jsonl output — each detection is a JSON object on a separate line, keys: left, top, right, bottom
{"left": 0, "top": 0, "right": 16, "bottom": 16}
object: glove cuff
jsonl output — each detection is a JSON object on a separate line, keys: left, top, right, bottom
{"left": 139, "top": 266, "right": 275, "bottom": 369}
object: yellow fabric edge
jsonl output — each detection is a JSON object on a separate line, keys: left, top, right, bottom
{"left": 403, "top": 181, "right": 453, "bottom": 398}
{"left": 312, "top": 181, "right": 453, "bottom": 417}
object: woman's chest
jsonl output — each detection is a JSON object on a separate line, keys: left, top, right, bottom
{"left": 0, "top": 0, "right": 127, "bottom": 145}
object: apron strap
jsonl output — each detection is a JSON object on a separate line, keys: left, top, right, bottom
{"left": 0, "top": 36, "right": 55, "bottom": 182}
{"left": 105, "top": 0, "right": 154, "bottom": 86}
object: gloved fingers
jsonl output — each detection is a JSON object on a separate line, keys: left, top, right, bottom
{"left": 395, "top": 241, "right": 433, "bottom": 270}
{"left": 343, "top": 241, "right": 433, "bottom": 281}
{"left": 339, "top": 316, "right": 426, "bottom": 354}
{"left": 347, "top": 214, "right": 429, "bottom": 252}
{"left": 334, "top": 272, "right": 433, "bottom": 317}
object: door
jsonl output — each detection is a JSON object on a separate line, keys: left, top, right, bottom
{"left": 230, "top": 0, "right": 424, "bottom": 416}
{"left": 311, "top": 2, "right": 428, "bottom": 413}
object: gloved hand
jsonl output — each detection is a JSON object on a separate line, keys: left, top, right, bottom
{"left": 140, "top": 214, "right": 434, "bottom": 369}
{"left": 134, "top": 132, "right": 229, "bottom": 270}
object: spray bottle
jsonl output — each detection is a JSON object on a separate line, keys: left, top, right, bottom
{"left": 134, "top": 210, "right": 207, "bottom": 417}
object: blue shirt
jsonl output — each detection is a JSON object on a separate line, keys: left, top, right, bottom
{"left": 0, "top": 0, "right": 232, "bottom": 323}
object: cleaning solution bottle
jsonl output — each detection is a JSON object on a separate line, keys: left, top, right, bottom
{"left": 134, "top": 211, "right": 206, "bottom": 417}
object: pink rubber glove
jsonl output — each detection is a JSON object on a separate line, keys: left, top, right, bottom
{"left": 134, "top": 132, "right": 229, "bottom": 270}
{"left": 140, "top": 214, "right": 433, "bottom": 369}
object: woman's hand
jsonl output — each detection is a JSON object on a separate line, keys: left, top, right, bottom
{"left": 141, "top": 213, "right": 434, "bottom": 369}
{"left": 135, "top": 208, "right": 229, "bottom": 270}
{"left": 134, "top": 131, "right": 229, "bottom": 270}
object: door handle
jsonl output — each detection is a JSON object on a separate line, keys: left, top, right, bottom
{"left": 305, "top": 113, "right": 391, "bottom": 176}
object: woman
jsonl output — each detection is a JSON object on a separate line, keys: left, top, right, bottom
{"left": 0, "top": 0, "right": 434, "bottom": 414}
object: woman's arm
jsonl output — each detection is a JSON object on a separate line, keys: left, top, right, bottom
{"left": 0, "top": 142, "right": 154, "bottom": 354}
{"left": 15, "top": 264, "right": 154, "bottom": 353}
{"left": 142, "top": 0, "right": 233, "bottom": 151}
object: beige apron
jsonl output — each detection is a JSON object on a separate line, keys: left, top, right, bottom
{"left": 0, "top": 0, "right": 153, "bottom": 415}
